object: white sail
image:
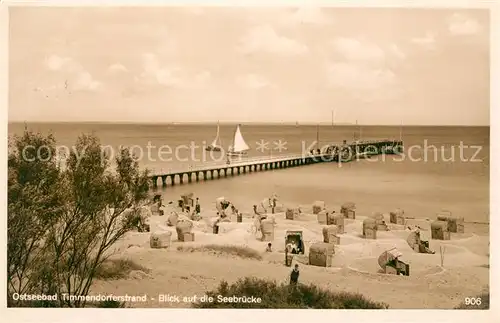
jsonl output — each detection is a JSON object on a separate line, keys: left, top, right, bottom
{"left": 210, "top": 122, "right": 222, "bottom": 148}
{"left": 230, "top": 124, "right": 249, "bottom": 153}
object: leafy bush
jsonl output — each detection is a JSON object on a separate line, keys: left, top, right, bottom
{"left": 177, "top": 244, "right": 262, "bottom": 260}
{"left": 8, "top": 130, "right": 150, "bottom": 307}
{"left": 94, "top": 259, "right": 151, "bottom": 280}
{"left": 192, "top": 277, "right": 389, "bottom": 309}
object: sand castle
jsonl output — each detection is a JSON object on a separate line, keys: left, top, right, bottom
{"left": 389, "top": 208, "right": 405, "bottom": 225}
{"left": 341, "top": 202, "right": 356, "bottom": 219}
{"left": 431, "top": 220, "right": 450, "bottom": 240}
{"left": 362, "top": 218, "right": 378, "bottom": 239}
{"left": 150, "top": 231, "right": 172, "bottom": 249}
{"left": 322, "top": 225, "right": 340, "bottom": 245}
{"left": 309, "top": 242, "right": 334, "bottom": 267}
{"left": 436, "top": 210, "right": 464, "bottom": 233}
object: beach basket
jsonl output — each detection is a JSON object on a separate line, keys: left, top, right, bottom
{"left": 176, "top": 220, "right": 193, "bottom": 241}
{"left": 406, "top": 231, "right": 420, "bottom": 252}
{"left": 150, "top": 231, "right": 172, "bottom": 249}
{"left": 370, "top": 212, "right": 389, "bottom": 231}
{"left": 390, "top": 208, "right": 405, "bottom": 225}
{"left": 341, "top": 202, "right": 356, "bottom": 219}
{"left": 436, "top": 213, "right": 464, "bottom": 233}
{"left": 309, "top": 242, "right": 334, "bottom": 267}
{"left": 286, "top": 207, "right": 300, "bottom": 220}
{"left": 322, "top": 225, "right": 340, "bottom": 245}
{"left": 150, "top": 203, "right": 161, "bottom": 216}
{"left": 330, "top": 213, "right": 344, "bottom": 233}
{"left": 179, "top": 232, "right": 195, "bottom": 242}
{"left": 312, "top": 201, "right": 326, "bottom": 214}
{"left": 167, "top": 212, "right": 179, "bottom": 227}
{"left": 363, "top": 218, "right": 377, "bottom": 239}
{"left": 317, "top": 210, "right": 328, "bottom": 225}
{"left": 260, "top": 219, "right": 275, "bottom": 241}
{"left": 431, "top": 220, "right": 450, "bottom": 240}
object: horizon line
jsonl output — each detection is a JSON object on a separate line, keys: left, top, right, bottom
{"left": 8, "top": 121, "right": 490, "bottom": 127}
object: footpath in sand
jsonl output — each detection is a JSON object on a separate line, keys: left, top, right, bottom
{"left": 91, "top": 204, "right": 490, "bottom": 309}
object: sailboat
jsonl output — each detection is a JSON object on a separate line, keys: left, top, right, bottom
{"left": 206, "top": 121, "right": 222, "bottom": 152}
{"left": 227, "top": 124, "right": 249, "bottom": 157}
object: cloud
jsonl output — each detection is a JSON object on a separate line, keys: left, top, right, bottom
{"left": 74, "top": 71, "right": 102, "bottom": 91}
{"left": 411, "top": 32, "right": 437, "bottom": 49}
{"left": 389, "top": 43, "right": 406, "bottom": 60}
{"left": 239, "top": 25, "right": 308, "bottom": 56}
{"left": 285, "top": 7, "right": 331, "bottom": 25}
{"left": 108, "top": 63, "right": 128, "bottom": 73}
{"left": 45, "top": 55, "right": 72, "bottom": 71}
{"left": 194, "top": 71, "right": 211, "bottom": 83}
{"left": 139, "top": 53, "right": 182, "bottom": 87}
{"left": 327, "top": 62, "right": 396, "bottom": 91}
{"left": 326, "top": 37, "right": 404, "bottom": 100}
{"left": 137, "top": 54, "right": 211, "bottom": 90}
{"left": 448, "top": 13, "right": 481, "bottom": 35}
{"left": 330, "top": 37, "right": 405, "bottom": 66}
{"left": 43, "top": 54, "right": 102, "bottom": 91}
{"left": 331, "top": 37, "right": 386, "bottom": 63}
{"left": 236, "top": 74, "right": 272, "bottom": 89}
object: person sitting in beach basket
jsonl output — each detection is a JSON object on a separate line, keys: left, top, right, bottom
{"left": 285, "top": 231, "right": 304, "bottom": 255}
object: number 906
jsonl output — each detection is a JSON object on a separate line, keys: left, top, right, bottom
{"left": 464, "top": 297, "right": 482, "bottom": 306}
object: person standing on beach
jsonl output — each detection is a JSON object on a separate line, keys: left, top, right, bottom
{"left": 195, "top": 198, "right": 201, "bottom": 215}
{"left": 290, "top": 264, "right": 300, "bottom": 286}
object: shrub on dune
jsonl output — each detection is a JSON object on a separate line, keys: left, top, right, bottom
{"left": 177, "top": 244, "right": 262, "bottom": 260}
{"left": 192, "top": 277, "right": 389, "bottom": 309}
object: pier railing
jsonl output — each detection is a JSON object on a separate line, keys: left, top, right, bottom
{"left": 148, "top": 139, "right": 403, "bottom": 188}
{"left": 150, "top": 153, "right": 309, "bottom": 177}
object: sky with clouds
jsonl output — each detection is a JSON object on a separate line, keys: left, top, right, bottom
{"left": 8, "top": 6, "right": 489, "bottom": 125}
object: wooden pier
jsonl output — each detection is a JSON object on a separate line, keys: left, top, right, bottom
{"left": 149, "top": 139, "right": 403, "bottom": 189}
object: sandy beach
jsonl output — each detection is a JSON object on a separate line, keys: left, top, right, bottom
{"left": 90, "top": 200, "right": 489, "bottom": 309}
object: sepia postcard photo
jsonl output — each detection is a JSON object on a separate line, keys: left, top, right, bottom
{"left": 2, "top": 0, "right": 497, "bottom": 322}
